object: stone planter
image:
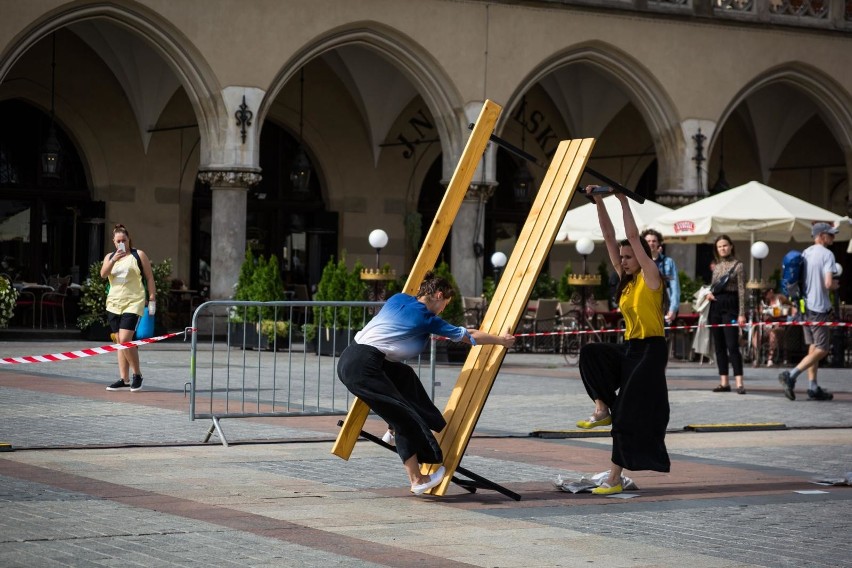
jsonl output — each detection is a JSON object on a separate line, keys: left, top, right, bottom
{"left": 316, "top": 327, "right": 355, "bottom": 357}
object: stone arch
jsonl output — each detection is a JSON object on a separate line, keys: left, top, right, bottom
{"left": 715, "top": 61, "right": 852, "bottom": 158}
{"left": 258, "top": 21, "right": 464, "bottom": 182}
{"left": 503, "top": 41, "right": 683, "bottom": 190}
{"left": 0, "top": 0, "right": 224, "bottom": 165}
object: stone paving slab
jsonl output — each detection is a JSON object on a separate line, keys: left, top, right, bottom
{"left": 0, "top": 340, "right": 849, "bottom": 567}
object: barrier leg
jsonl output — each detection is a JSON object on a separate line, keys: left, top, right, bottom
{"left": 203, "top": 416, "right": 229, "bottom": 447}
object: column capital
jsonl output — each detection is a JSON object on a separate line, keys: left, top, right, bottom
{"left": 465, "top": 182, "right": 498, "bottom": 201}
{"left": 197, "top": 168, "right": 262, "bottom": 188}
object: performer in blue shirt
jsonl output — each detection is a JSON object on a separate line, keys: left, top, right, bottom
{"left": 641, "top": 229, "right": 680, "bottom": 324}
{"left": 338, "top": 271, "right": 515, "bottom": 495}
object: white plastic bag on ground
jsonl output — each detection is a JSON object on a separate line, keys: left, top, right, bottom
{"left": 554, "top": 470, "right": 638, "bottom": 493}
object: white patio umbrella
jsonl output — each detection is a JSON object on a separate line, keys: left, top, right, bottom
{"left": 555, "top": 197, "right": 674, "bottom": 243}
{"left": 649, "top": 181, "right": 850, "bottom": 244}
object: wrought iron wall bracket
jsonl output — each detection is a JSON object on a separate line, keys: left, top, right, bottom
{"left": 235, "top": 95, "right": 253, "bottom": 144}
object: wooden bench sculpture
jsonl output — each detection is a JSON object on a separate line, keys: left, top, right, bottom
{"left": 332, "top": 100, "right": 595, "bottom": 500}
{"left": 331, "top": 99, "right": 503, "bottom": 460}
{"left": 425, "top": 137, "right": 594, "bottom": 497}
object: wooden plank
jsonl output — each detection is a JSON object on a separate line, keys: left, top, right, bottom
{"left": 426, "top": 137, "right": 596, "bottom": 495}
{"left": 331, "top": 99, "right": 503, "bottom": 460}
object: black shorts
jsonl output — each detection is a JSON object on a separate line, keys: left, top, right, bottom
{"left": 107, "top": 311, "right": 140, "bottom": 333}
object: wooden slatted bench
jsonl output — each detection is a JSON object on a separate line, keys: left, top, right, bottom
{"left": 331, "top": 99, "right": 503, "bottom": 460}
{"left": 426, "top": 138, "right": 595, "bottom": 497}
{"left": 332, "top": 101, "right": 594, "bottom": 500}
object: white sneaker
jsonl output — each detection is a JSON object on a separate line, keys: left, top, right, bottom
{"left": 411, "top": 466, "right": 446, "bottom": 495}
{"left": 381, "top": 430, "right": 395, "bottom": 445}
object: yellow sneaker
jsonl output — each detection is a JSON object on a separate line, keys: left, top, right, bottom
{"left": 591, "top": 482, "right": 622, "bottom": 495}
{"left": 576, "top": 414, "right": 612, "bottom": 429}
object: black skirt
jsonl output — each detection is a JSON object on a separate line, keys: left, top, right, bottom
{"left": 337, "top": 343, "right": 446, "bottom": 465}
{"left": 578, "top": 337, "right": 671, "bottom": 472}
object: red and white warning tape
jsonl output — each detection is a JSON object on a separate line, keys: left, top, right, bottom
{"left": 509, "top": 320, "right": 851, "bottom": 338}
{"left": 433, "top": 320, "right": 851, "bottom": 340}
{"left": 0, "top": 329, "right": 195, "bottom": 365}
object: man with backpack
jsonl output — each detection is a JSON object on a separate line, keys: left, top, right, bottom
{"left": 778, "top": 222, "right": 840, "bottom": 401}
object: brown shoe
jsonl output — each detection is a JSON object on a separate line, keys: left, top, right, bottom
{"left": 712, "top": 384, "right": 731, "bottom": 393}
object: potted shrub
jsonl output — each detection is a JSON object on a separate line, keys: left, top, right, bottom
{"left": 230, "top": 250, "right": 288, "bottom": 350}
{"left": 254, "top": 254, "right": 288, "bottom": 350}
{"left": 312, "top": 253, "right": 368, "bottom": 356}
{"left": 0, "top": 276, "right": 18, "bottom": 328}
{"left": 230, "top": 248, "right": 260, "bottom": 349}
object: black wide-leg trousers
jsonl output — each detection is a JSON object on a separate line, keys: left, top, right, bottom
{"left": 578, "top": 338, "right": 671, "bottom": 472}
{"left": 338, "top": 343, "right": 445, "bottom": 465}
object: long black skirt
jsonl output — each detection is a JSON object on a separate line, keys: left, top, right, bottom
{"left": 578, "top": 337, "right": 671, "bottom": 472}
{"left": 337, "top": 343, "right": 445, "bottom": 465}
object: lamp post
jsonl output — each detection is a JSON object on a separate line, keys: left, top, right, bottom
{"left": 289, "top": 67, "right": 312, "bottom": 193}
{"left": 41, "top": 33, "right": 62, "bottom": 178}
{"left": 361, "top": 229, "right": 394, "bottom": 303}
{"left": 491, "top": 251, "right": 507, "bottom": 282}
{"left": 567, "top": 238, "right": 600, "bottom": 334}
{"left": 576, "top": 238, "right": 594, "bottom": 275}
{"left": 368, "top": 229, "right": 389, "bottom": 269}
{"left": 750, "top": 241, "right": 769, "bottom": 285}
{"left": 747, "top": 241, "right": 770, "bottom": 360}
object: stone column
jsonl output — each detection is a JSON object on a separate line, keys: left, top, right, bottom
{"left": 197, "top": 169, "right": 261, "bottom": 300}
{"left": 452, "top": 183, "right": 497, "bottom": 296}
{"left": 450, "top": 103, "right": 499, "bottom": 297}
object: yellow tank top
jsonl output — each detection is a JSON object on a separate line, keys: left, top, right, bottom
{"left": 619, "top": 271, "right": 664, "bottom": 340}
{"left": 105, "top": 254, "right": 146, "bottom": 316}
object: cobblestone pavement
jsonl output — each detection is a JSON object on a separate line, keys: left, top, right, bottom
{"left": 0, "top": 339, "right": 849, "bottom": 567}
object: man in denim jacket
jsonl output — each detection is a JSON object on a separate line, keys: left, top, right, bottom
{"left": 641, "top": 229, "right": 680, "bottom": 324}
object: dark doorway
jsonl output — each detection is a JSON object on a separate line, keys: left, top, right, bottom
{"left": 0, "top": 99, "right": 96, "bottom": 284}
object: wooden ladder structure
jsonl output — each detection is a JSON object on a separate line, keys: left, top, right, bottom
{"left": 331, "top": 99, "right": 503, "bottom": 460}
{"left": 332, "top": 101, "right": 595, "bottom": 500}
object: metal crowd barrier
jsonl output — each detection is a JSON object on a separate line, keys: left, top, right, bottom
{"left": 188, "top": 299, "right": 436, "bottom": 446}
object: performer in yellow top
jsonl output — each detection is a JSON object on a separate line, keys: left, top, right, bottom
{"left": 101, "top": 224, "right": 156, "bottom": 392}
{"left": 574, "top": 186, "right": 670, "bottom": 495}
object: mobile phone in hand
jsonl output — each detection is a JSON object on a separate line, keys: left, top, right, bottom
{"left": 118, "top": 242, "right": 126, "bottom": 253}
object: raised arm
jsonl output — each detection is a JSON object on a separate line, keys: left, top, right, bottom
{"left": 618, "top": 193, "right": 661, "bottom": 290}
{"left": 586, "top": 185, "right": 622, "bottom": 276}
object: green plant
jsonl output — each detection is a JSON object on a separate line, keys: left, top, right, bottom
{"left": 482, "top": 276, "right": 497, "bottom": 303}
{"left": 0, "top": 277, "right": 18, "bottom": 328}
{"left": 312, "top": 252, "right": 368, "bottom": 329}
{"left": 557, "top": 262, "right": 574, "bottom": 301}
{"left": 432, "top": 260, "right": 463, "bottom": 325}
{"left": 594, "top": 260, "right": 610, "bottom": 300}
{"left": 234, "top": 248, "right": 256, "bottom": 302}
{"left": 678, "top": 270, "right": 706, "bottom": 304}
{"left": 260, "top": 319, "right": 289, "bottom": 340}
{"left": 250, "top": 254, "right": 285, "bottom": 322}
{"left": 531, "top": 272, "right": 558, "bottom": 300}
{"left": 77, "top": 257, "right": 173, "bottom": 330}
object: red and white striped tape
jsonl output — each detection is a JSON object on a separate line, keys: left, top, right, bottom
{"left": 509, "top": 320, "right": 851, "bottom": 338}
{"left": 432, "top": 320, "right": 851, "bottom": 340}
{"left": 0, "top": 329, "right": 194, "bottom": 365}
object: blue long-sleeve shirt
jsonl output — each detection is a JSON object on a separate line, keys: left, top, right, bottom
{"left": 354, "top": 293, "right": 472, "bottom": 362}
{"left": 655, "top": 253, "right": 680, "bottom": 314}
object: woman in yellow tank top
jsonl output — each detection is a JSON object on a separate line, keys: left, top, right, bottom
{"left": 101, "top": 224, "right": 156, "bottom": 392}
{"left": 574, "top": 187, "right": 670, "bottom": 495}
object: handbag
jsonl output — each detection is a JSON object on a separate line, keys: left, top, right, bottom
{"left": 710, "top": 263, "right": 739, "bottom": 295}
{"left": 135, "top": 305, "right": 154, "bottom": 340}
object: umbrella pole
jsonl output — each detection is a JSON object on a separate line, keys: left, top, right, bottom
{"left": 749, "top": 232, "right": 755, "bottom": 282}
